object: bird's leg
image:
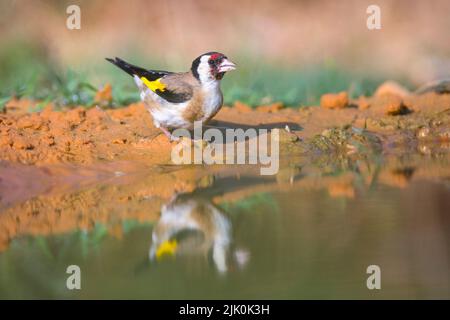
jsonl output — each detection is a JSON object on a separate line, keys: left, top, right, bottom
{"left": 159, "top": 126, "right": 179, "bottom": 142}
{"left": 159, "top": 126, "right": 173, "bottom": 140}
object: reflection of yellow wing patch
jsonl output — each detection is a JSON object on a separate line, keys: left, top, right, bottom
{"left": 155, "top": 239, "right": 177, "bottom": 260}
{"left": 141, "top": 77, "right": 166, "bottom": 92}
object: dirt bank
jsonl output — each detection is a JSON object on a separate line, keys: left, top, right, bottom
{"left": 1, "top": 89, "right": 450, "bottom": 166}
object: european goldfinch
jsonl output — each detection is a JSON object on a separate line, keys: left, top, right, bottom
{"left": 106, "top": 52, "right": 236, "bottom": 140}
{"left": 149, "top": 193, "right": 232, "bottom": 273}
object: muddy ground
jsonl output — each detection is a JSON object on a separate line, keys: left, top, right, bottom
{"left": 1, "top": 82, "right": 450, "bottom": 251}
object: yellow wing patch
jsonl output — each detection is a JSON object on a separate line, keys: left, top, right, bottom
{"left": 141, "top": 77, "right": 166, "bottom": 92}
{"left": 155, "top": 239, "right": 177, "bottom": 260}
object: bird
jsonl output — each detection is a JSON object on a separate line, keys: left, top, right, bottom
{"left": 106, "top": 52, "right": 236, "bottom": 141}
{"left": 148, "top": 192, "right": 249, "bottom": 273}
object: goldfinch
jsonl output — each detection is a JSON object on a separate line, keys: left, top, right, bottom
{"left": 149, "top": 194, "right": 232, "bottom": 273}
{"left": 106, "top": 52, "right": 236, "bottom": 140}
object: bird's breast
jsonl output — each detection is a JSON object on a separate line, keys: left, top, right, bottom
{"left": 181, "top": 92, "right": 206, "bottom": 124}
{"left": 182, "top": 84, "right": 223, "bottom": 124}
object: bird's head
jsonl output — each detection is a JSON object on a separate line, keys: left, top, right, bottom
{"left": 191, "top": 52, "right": 236, "bottom": 83}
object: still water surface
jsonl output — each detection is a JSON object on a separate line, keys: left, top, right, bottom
{"left": 0, "top": 154, "right": 449, "bottom": 299}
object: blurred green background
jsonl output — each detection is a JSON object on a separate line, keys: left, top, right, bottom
{"left": 1, "top": 0, "right": 449, "bottom": 108}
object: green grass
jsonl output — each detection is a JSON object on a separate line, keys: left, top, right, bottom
{"left": 0, "top": 41, "right": 98, "bottom": 109}
{"left": 222, "top": 63, "right": 384, "bottom": 106}
{"left": 0, "top": 42, "right": 396, "bottom": 109}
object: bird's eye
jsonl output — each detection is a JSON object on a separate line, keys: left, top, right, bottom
{"left": 208, "top": 59, "right": 214, "bottom": 65}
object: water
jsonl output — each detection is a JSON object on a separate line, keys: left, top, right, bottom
{"left": 0, "top": 154, "right": 449, "bottom": 299}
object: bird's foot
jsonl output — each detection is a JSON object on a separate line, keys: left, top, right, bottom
{"left": 159, "top": 127, "right": 180, "bottom": 142}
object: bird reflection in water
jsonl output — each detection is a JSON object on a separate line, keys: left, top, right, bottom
{"left": 149, "top": 193, "right": 249, "bottom": 273}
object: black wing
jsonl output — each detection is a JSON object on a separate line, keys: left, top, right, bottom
{"left": 106, "top": 57, "right": 170, "bottom": 80}
{"left": 106, "top": 57, "right": 191, "bottom": 103}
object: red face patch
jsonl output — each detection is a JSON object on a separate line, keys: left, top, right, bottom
{"left": 210, "top": 53, "right": 222, "bottom": 61}
{"left": 207, "top": 53, "right": 227, "bottom": 80}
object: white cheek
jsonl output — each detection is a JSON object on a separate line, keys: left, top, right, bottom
{"left": 198, "top": 56, "right": 214, "bottom": 83}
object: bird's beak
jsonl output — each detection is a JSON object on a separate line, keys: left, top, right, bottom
{"left": 218, "top": 58, "right": 237, "bottom": 73}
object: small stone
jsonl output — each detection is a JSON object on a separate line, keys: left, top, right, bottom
{"left": 375, "top": 81, "right": 410, "bottom": 98}
{"left": 320, "top": 92, "right": 348, "bottom": 109}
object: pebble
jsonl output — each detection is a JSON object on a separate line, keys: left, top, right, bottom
{"left": 320, "top": 92, "right": 348, "bottom": 109}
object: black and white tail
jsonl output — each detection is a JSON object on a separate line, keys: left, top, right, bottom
{"left": 105, "top": 57, "right": 170, "bottom": 81}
